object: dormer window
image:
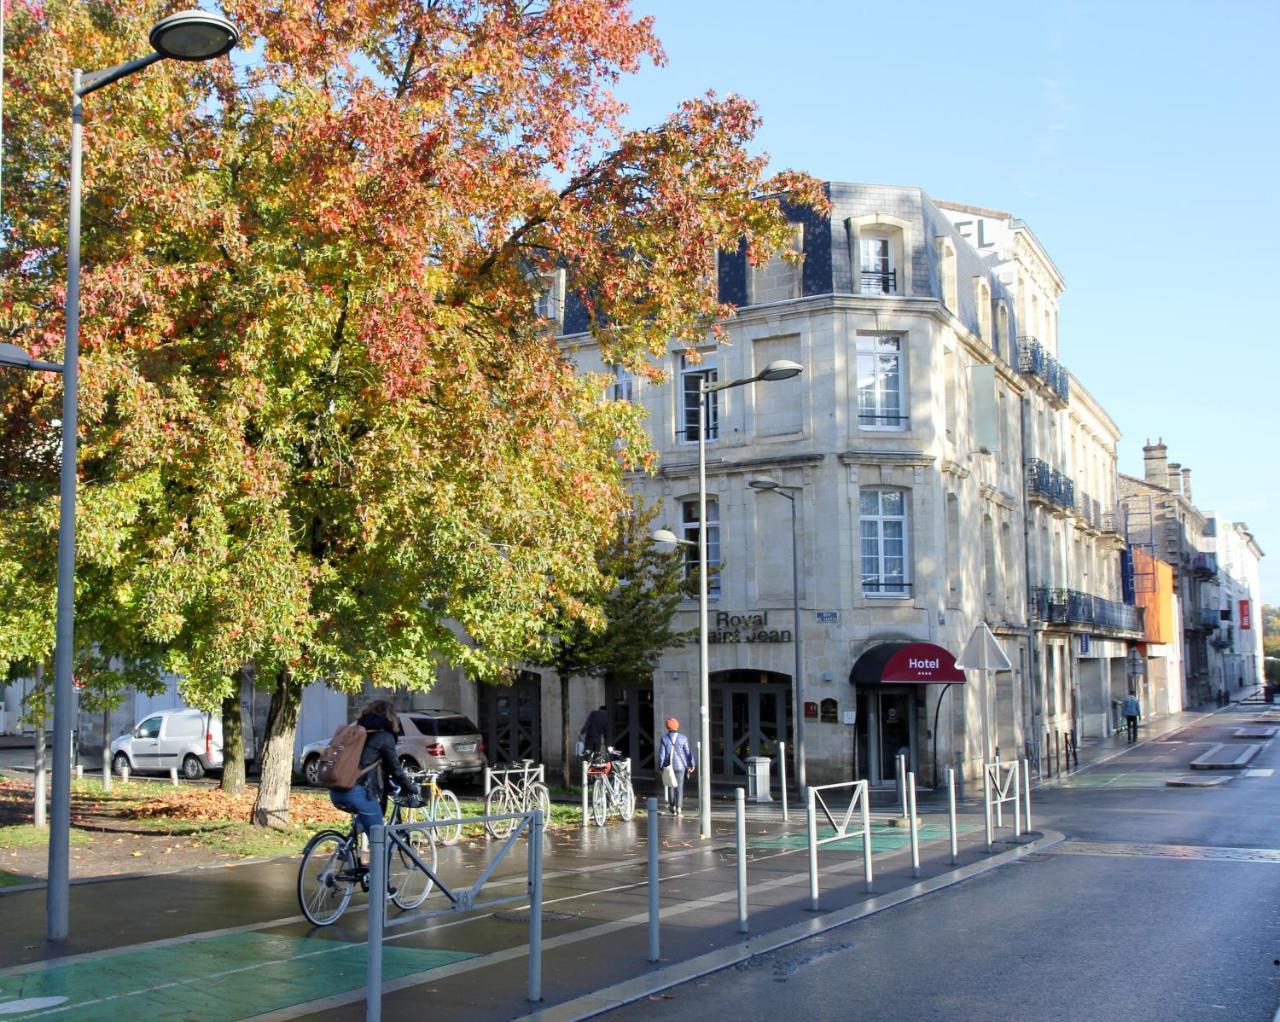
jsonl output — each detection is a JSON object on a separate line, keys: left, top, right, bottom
{"left": 859, "top": 236, "right": 897, "bottom": 294}
{"left": 533, "top": 269, "right": 564, "bottom": 328}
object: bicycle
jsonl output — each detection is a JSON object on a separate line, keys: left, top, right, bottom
{"left": 587, "top": 747, "right": 635, "bottom": 826}
{"left": 400, "top": 769, "right": 463, "bottom": 846}
{"left": 484, "top": 760, "right": 550, "bottom": 839}
{"left": 297, "top": 787, "right": 438, "bottom": 927}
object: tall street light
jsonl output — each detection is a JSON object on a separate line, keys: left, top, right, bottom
{"left": 748, "top": 476, "right": 806, "bottom": 794}
{"left": 654, "top": 358, "right": 802, "bottom": 840}
{"left": 25, "top": 9, "right": 240, "bottom": 944}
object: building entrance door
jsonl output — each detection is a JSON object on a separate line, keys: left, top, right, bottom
{"left": 479, "top": 671, "right": 542, "bottom": 765}
{"left": 607, "top": 684, "right": 655, "bottom": 775}
{"left": 854, "top": 686, "right": 917, "bottom": 786}
{"left": 709, "top": 670, "right": 792, "bottom": 782}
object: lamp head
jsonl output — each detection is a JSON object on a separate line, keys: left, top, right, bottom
{"left": 0, "top": 342, "right": 33, "bottom": 370}
{"left": 651, "top": 529, "right": 680, "bottom": 548}
{"left": 756, "top": 359, "right": 803, "bottom": 383}
{"left": 748, "top": 477, "right": 781, "bottom": 492}
{"left": 149, "top": 10, "right": 240, "bottom": 61}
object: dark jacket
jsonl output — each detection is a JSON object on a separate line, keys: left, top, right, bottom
{"left": 355, "top": 712, "right": 416, "bottom": 801}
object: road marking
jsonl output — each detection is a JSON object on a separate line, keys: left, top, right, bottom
{"left": 1245, "top": 768, "right": 1275, "bottom": 777}
{"left": 1049, "top": 840, "right": 1280, "bottom": 864}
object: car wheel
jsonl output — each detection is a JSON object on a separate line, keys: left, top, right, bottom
{"left": 303, "top": 754, "right": 322, "bottom": 787}
{"left": 112, "top": 752, "right": 131, "bottom": 777}
{"left": 181, "top": 755, "right": 205, "bottom": 781}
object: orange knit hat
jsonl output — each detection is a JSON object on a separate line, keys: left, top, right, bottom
{"left": 665, "top": 717, "right": 679, "bottom": 731}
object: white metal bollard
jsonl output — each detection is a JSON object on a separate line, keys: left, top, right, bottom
{"left": 581, "top": 760, "right": 589, "bottom": 827}
{"left": 366, "top": 824, "right": 386, "bottom": 1022}
{"left": 778, "top": 740, "right": 789, "bottom": 824}
{"left": 897, "top": 754, "right": 908, "bottom": 818}
{"left": 528, "top": 809, "right": 544, "bottom": 1002}
{"left": 982, "top": 764, "right": 993, "bottom": 851}
{"left": 74, "top": 764, "right": 83, "bottom": 781}
{"left": 33, "top": 731, "right": 47, "bottom": 829}
{"left": 907, "top": 772, "right": 920, "bottom": 878}
{"left": 484, "top": 766, "right": 492, "bottom": 797}
{"left": 121, "top": 764, "right": 130, "bottom": 784}
{"left": 169, "top": 766, "right": 179, "bottom": 787}
{"left": 735, "top": 788, "right": 748, "bottom": 933}
{"left": 102, "top": 748, "right": 111, "bottom": 794}
{"left": 807, "top": 787, "right": 819, "bottom": 911}
{"left": 1022, "top": 758, "right": 1032, "bottom": 831}
{"left": 1013, "top": 761, "right": 1023, "bottom": 837}
{"left": 993, "top": 753, "right": 1003, "bottom": 828}
{"left": 947, "top": 767, "right": 958, "bottom": 866}
{"left": 861, "top": 782, "right": 873, "bottom": 893}
{"left": 647, "top": 797, "right": 660, "bottom": 962}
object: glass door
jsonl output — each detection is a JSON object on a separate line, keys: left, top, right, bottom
{"left": 878, "top": 690, "right": 912, "bottom": 782}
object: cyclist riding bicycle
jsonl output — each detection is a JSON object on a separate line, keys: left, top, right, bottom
{"left": 329, "top": 699, "right": 420, "bottom": 876}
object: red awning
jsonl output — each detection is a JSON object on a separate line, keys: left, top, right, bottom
{"left": 850, "top": 642, "right": 965, "bottom": 686}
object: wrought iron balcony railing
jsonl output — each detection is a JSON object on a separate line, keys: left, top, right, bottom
{"left": 1032, "top": 586, "right": 1142, "bottom": 633}
{"left": 860, "top": 268, "right": 897, "bottom": 295}
{"left": 1017, "top": 335, "right": 1070, "bottom": 403}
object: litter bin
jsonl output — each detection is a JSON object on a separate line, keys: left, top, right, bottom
{"left": 746, "top": 756, "right": 773, "bottom": 803}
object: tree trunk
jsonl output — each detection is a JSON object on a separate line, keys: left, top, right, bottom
{"left": 251, "top": 671, "right": 301, "bottom": 828}
{"left": 101, "top": 709, "right": 111, "bottom": 793}
{"left": 220, "top": 677, "right": 246, "bottom": 795}
{"left": 561, "top": 673, "right": 572, "bottom": 789}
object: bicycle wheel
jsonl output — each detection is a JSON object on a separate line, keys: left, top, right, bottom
{"left": 485, "top": 786, "right": 515, "bottom": 839}
{"left": 298, "top": 830, "right": 356, "bottom": 927}
{"left": 389, "top": 827, "right": 437, "bottom": 911}
{"left": 590, "top": 777, "right": 607, "bottom": 826}
{"left": 620, "top": 783, "right": 636, "bottom": 822}
{"left": 529, "top": 782, "right": 551, "bottom": 830}
{"left": 432, "top": 789, "right": 463, "bottom": 846}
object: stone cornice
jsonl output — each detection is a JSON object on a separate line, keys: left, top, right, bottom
{"left": 655, "top": 451, "right": 825, "bottom": 480}
{"left": 838, "top": 450, "right": 936, "bottom": 468}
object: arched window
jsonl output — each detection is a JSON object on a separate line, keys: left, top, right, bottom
{"left": 995, "top": 301, "right": 1009, "bottom": 360}
{"left": 974, "top": 278, "right": 992, "bottom": 344}
{"left": 859, "top": 488, "right": 910, "bottom": 597}
{"left": 945, "top": 492, "right": 961, "bottom": 606}
{"left": 937, "top": 238, "right": 958, "bottom": 310}
{"left": 847, "top": 214, "right": 913, "bottom": 295}
{"left": 681, "top": 497, "right": 720, "bottom": 598}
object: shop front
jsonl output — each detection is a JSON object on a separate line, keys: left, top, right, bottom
{"left": 849, "top": 642, "right": 964, "bottom": 788}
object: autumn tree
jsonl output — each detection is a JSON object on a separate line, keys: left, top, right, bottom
{"left": 0, "top": 0, "right": 824, "bottom": 826}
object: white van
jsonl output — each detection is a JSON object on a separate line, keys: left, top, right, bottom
{"left": 110, "top": 708, "right": 223, "bottom": 780}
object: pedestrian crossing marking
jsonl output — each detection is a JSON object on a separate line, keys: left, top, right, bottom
{"left": 1244, "top": 768, "right": 1274, "bottom": 777}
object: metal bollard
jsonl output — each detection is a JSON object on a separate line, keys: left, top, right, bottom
{"left": 860, "top": 782, "right": 873, "bottom": 893}
{"left": 647, "top": 797, "right": 660, "bottom": 962}
{"left": 102, "top": 747, "right": 111, "bottom": 794}
{"left": 366, "top": 824, "right": 386, "bottom": 1022}
{"left": 778, "top": 740, "right": 789, "bottom": 824}
{"left": 907, "top": 772, "right": 920, "bottom": 878}
{"left": 982, "top": 764, "right": 993, "bottom": 852}
{"left": 735, "top": 788, "right": 748, "bottom": 933}
{"left": 169, "top": 766, "right": 179, "bottom": 787}
{"left": 34, "top": 732, "right": 46, "bottom": 829}
{"left": 1022, "top": 758, "right": 1032, "bottom": 831}
{"left": 946, "top": 767, "right": 958, "bottom": 866}
{"left": 993, "top": 753, "right": 1003, "bottom": 828}
{"left": 74, "top": 764, "right": 83, "bottom": 781}
{"left": 581, "top": 760, "right": 589, "bottom": 828}
{"left": 121, "top": 764, "right": 129, "bottom": 784}
{"left": 897, "top": 754, "right": 908, "bottom": 818}
{"left": 528, "top": 809, "right": 544, "bottom": 1002}
{"left": 807, "top": 787, "right": 819, "bottom": 911}
{"left": 483, "top": 767, "right": 492, "bottom": 797}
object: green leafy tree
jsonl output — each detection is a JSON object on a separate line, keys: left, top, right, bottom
{"left": 1262, "top": 604, "right": 1280, "bottom": 661}
{"left": 533, "top": 501, "right": 691, "bottom": 784}
{"left": 0, "top": 0, "right": 824, "bottom": 826}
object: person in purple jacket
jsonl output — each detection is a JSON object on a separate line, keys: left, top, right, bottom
{"left": 657, "top": 717, "right": 695, "bottom": 816}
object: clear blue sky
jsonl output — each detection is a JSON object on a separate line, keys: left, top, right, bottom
{"left": 613, "top": 0, "right": 1280, "bottom": 602}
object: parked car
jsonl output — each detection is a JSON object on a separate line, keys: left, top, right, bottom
{"left": 110, "top": 708, "right": 222, "bottom": 780}
{"left": 297, "top": 709, "right": 486, "bottom": 787}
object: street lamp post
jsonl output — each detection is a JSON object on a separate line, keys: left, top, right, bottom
{"left": 5, "top": 10, "right": 240, "bottom": 944}
{"left": 748, "top": 476, "right": 806, "bottom": 794}
{"left": 655, "top": 358, "right": 802, "bottom": 840}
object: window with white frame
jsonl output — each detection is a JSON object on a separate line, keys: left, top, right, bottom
{"left": 859, "top": 236, "right": 897, "bottom": 295}
{"left": 533, "top": 270, "right": 563, "bottom": 326}
{"left": 682, "top": 497, "right": 720, "bottom": 598}
{"left": 856, "top": 335, "right": 906, "bottom": 429}
{"left": 679, "top": 352, "right": 718, "bottom": 443}
{"left": 608, "top": 365, "right": 634, "bottom": 402}
{"left": 860, "top": 488, "right": 909, "bottom": 596}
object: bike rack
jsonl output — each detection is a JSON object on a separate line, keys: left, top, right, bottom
{"left": 982, "top": 760, "right": 1022, "bottom": 849}
{"left": 485, "top": 761, "right": 544, "bottom": 795}
{"left": 366, "top": 809, "right": 544, "bottom": 1020}
{"left": 806, "top": 779, "right": 873, "bottom": 910}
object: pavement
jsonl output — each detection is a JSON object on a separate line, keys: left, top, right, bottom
{"left": 0, "top": 697, "right": 1254, "bottom": 1021}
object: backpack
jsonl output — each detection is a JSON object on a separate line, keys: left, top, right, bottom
{"left": 316, "top": 723, "right": 378, "bottom": 790}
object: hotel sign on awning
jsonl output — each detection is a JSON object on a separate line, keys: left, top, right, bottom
{"left": 880, "top": 643, "right": 965, "bottom": 684}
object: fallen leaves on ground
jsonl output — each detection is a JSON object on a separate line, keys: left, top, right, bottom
{"left": 120, "top": 786, "right": 348, "bottom": 825}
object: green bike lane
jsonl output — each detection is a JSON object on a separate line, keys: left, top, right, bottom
{"left": 0, "top": 806, "right": 1005, "bottom": 1022}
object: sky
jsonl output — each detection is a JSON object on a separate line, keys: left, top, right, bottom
{"left": 610, "top": 0, "right": 1280, "bottom": 601}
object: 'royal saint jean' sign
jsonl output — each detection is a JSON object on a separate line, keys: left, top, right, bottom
{"left": 708, "top": 611, "right": 792, "bottom": 645}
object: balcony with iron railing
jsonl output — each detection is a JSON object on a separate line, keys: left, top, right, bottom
{"left": 1076, "top": 493, "right": 1102, "bottom": 530}
{"left": 1099, "top": 506, "right": 1124, "bottom": 536}
{"left": 1026, "top": 458, "right": 1075, "bottom": 512}
{"left": 1016, "top": 336, "right": 1070, "bottom": 405}
{"left": 1191, "top": 552, "right": 1218, "bottom": 579}
{"left": 1192, "top": 606, "right": 1221, "bottom": 631}
{"left": 860, "top": 268, "right": 897, "bottom": 295}
{"left": 1032, "top": 586, "right": 1143, "bottom": 634}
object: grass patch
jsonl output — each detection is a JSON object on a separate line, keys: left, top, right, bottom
{"left": 134, "top": 817, "right": 330, "bottom": 858}
{"left": 0, "top": 869, "right": 26, "bottom": 887}
{"left": 0, "top": 824, "right": 91, "bottom": 850}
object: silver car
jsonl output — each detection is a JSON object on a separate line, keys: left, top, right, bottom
{"left": 297, "top": 710, "right": 486, "bottom": 786}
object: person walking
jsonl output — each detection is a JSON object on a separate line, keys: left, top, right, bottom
{"left": 657, "top": 717, "right": 695, "bottom": 816}
{"left": 579, "top": 705, "right": 609, "bottom": 757}
{"left": 1122, "top": 690, "right": 1142, "bottom": 744}
{"left": 329, "top": 699, "right": 419, "bottom": 874}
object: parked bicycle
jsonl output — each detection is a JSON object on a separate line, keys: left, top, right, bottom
{"left": 587, "top": 747, "right": 635, "bottom": 826}
{"left": 484, "top": 760, "right": 550, "bottom": 839}
{"left": 399, "top": 769, "right": 463, "bottom": 846}
{"left": 298, "top": 785, "right": 437, "bottom": 926}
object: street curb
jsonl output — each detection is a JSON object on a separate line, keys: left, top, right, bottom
{"left": 512, "top": 828, "right": 1066, "bottom": 1022}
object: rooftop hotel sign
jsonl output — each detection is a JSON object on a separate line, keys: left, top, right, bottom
{"left": 708, "top": 611, "right": 792, "bottom": 645}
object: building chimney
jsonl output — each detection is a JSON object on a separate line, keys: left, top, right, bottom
{"left": 1143, "top": 439, "right": 1169, "bottom": 488}
{"left": 1168, "top": 462, "right": 1182, "bottom": 495}
{"left": 1181, "top": 467, "right": 1192, "bottom": 503}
